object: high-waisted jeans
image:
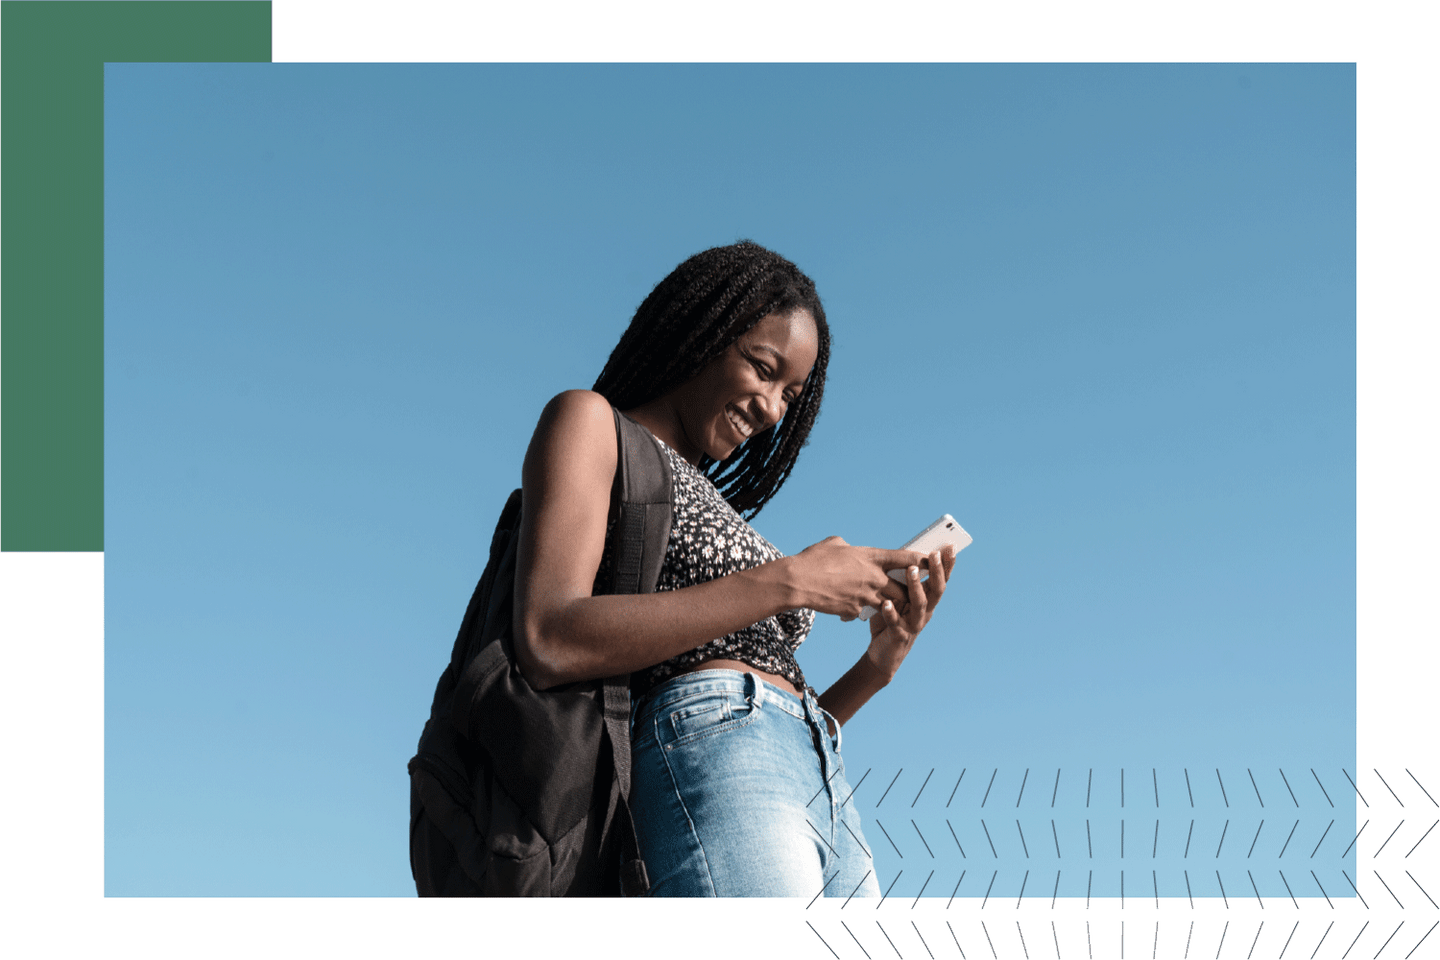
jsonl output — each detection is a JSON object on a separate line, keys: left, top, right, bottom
{"left": 629, "top": 669, "right": 881, "bottom": 898}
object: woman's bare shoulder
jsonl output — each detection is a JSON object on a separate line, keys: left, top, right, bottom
{"left": 525, "top": 390, "right": 618, "bottom": 477}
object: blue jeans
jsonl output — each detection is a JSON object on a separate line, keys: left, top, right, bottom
{"left": 629, "top": 669, "right": 881, "bottom": 898}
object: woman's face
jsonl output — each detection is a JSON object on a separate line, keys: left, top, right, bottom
{"left": 667, "top": 308, "right": 820, "bottom": 464}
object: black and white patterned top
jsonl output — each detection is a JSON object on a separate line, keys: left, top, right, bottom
{"left": 596, "top": 435, "right": 816, "bottom": 697}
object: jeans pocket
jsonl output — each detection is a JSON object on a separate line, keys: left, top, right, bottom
{"left": 664, "top": 688, "right": 758, "bottom": 749}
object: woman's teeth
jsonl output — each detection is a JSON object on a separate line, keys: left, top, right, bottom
{"left": 726, "top": 407, "right": 754, "bottom": 439}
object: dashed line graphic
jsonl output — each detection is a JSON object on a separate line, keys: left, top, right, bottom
{"left": 1370, "top": 869, "right": 1405, "bottom": 915}
{"left": 1319, "top": 771, "right": 1336, "bottom": 811}
{"left": 1336, "top": 771, "right": 1370, "bottom": 817}
{"left": 915, "top": 915, "right": 938, "bottom": 960}
{"left": 1370, "top": 817, "right": 1405, "bottom": 863}
{"left": 1399, "top": 921, "right": 1434, "bottom": 960}
{"left": 806, "top": 915, "right": 846, "bottom": 960}
{"left": 806, "top": 875, "right": 840, "bottom": 915}
{"left": 1336, "top": 823, "right": 1370, "bottom": 857}
{"left": 910, "top": 869, "right": 933, "bottom": 915}
{"left": 876, "top": 820, "right": 903, "bottom": 859}
{"left": 1307, "top": 921, "right": 1336, "bottom": 960}
{"left": 1405, "top": 771, "right": 1440, "bottom": 811}
{"left": 1284, "top": 823, "right": 1307, "bottom": 857}
{"left": 950, "top": 771, "right": 973, "bottom": 805}
{"left": 1284, "top": 875, "right": 1307, "bottom": 915}
{"left": 979, "top": 921, "right": 1002, "bottom": 960}
{"left": 944, "top": 915, "right": 967, "bottom": 960}
{"left": 1048, "top": 915, "right": 1071, "bottom": 960}
{"left": 1284, "top": 915, "right": 1307, "bottom": 960}
{"left": 915, "top": 823, "right": 938, "bottom": 857}
{"left": 875, "top": 875, "right": 898, "bottom": 915}
{"left": 944, "top": 823, "right": 967, "bottom": 857}
{"left": 1013, "top": 915, "right": 1036, "bottom": 960}
{"left": 1244, "top": 915, "right": 1267, "bottom": 960}
{"left": 915, "top": 771, "right": 938, "bottom": 805}
{"left": 1244, "top": 823, "right": 1267, "bottom": 857}
{"left": 878, "top": 770, "right": 903, "bottom": 809}
{"left": 1319, "top": 869, "right": 1336, "bottom": 915}
{"left": 1249, "top": 875, "right": 1272, "bottom": 915}
{"left": 1370, "top": 771, "right": 1405, "bottom": 811}
{"left": 840, "top": 869, "right": 869, "bottom": 909}
{"left": 1280, "top": 770, "right": 1299, "bottom": 808}
{"left": 1330, "top": 915, "right": 1365, "bottom": 960}
{"left": 1405, "top": 817, "right": 1440, "bottom": 863}
{"left": 840, "top": 771, "right": 869, "bottom": 805}
{"left": 840, "top": 915, "right": 875, "bottom": 960}
{"left": 1342, "top": 875, "right": 1365, "bottom": 915}
{"left": 944, "top": 875, "right": 967, "bottom": 915}
{"left": 1405, "top": 869, "right": 1440, "bottom": 915}
{"left": 869, "top": 921, "right": 904, "bottom": 955}
{"left": 1370, "top": 921, "right": 1405, "bottom": 955}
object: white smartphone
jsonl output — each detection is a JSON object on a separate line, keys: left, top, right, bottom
{"left": 858, "top": 514, "right": 972, "bottom": 621}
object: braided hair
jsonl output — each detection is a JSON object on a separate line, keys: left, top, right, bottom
{"left": 593, "top": 240, "right": 830, "bottom": 519}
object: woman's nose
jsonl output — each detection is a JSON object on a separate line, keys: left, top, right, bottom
{"left": 757, "top": 389, "right": 786, "bottom": 427}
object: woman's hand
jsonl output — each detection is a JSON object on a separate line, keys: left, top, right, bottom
{"left": 864, "top": 545, "right": 957, "bottom": 683}
{"left": 788, "top": 536, "right": 927, "bottom": 621}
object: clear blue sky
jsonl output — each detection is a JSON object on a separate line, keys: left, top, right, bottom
{"left": 104, "top": 64, "right": 1355, "bottom": 896}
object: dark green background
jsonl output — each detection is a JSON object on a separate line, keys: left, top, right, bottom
{"left": 2, "top": 0, "right": 1428, "bottom": 955}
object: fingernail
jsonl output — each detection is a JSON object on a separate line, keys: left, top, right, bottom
{"left": 909, "top": 566, "right": 919, "bottom": 579}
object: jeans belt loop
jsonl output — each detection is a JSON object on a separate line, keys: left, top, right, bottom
{"left": 745, "top": 671, "right": 763, "bottom": 709}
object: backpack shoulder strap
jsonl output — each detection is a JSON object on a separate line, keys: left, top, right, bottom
{"left": 603, "top": 406, "right": 673, "bottom": 896}
{"left": 608, "top": 407, "right": 673, "bottom": 595}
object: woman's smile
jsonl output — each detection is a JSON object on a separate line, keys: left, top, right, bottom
{"left": 725, "top": 404, "right": 756, "bottom": 441}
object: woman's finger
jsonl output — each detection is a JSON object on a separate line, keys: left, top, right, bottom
{"left": 925, "top": 548, "right": 948, "bottom": 606}
{"left": 905, "top": 563, "right": 928, "bottom": 630}
{"left": 879, "top": 578, "right": 909, "bottom": 606}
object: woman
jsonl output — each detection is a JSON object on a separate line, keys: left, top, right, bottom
{"left": 513, "top": 240, "right": 957, "bottom": 897}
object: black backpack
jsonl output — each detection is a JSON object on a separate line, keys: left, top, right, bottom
{"left": 407, "top": 407, "right": 673, "bottom": 896}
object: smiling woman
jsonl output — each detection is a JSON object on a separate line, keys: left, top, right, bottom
{"left": 411, "top": 241, "right": 957, "bottom": 897}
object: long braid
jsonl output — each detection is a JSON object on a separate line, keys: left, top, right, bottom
{"left": 593, "top": 240, "right": 831, "bottom": 519}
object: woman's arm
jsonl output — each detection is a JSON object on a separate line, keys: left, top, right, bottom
{"left": 818, "top": 546, "right": 957, "bottom": 725}
{"left": 513, "top": 390, "right": 923, "bottom": 690}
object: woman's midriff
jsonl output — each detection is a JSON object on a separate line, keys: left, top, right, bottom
{"left": 668, "top": 658, "right": 835, "bottom": 737}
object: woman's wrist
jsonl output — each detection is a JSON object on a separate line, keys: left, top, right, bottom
{"left": 757, "top": 554, "right": 808, "bottom": 614}
{"left": 856, "top": 648, "right": 896, "bottom": 688}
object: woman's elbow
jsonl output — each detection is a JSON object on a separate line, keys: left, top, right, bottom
{"left": 514, "top": 622, "right": 568, "bottom": 691}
